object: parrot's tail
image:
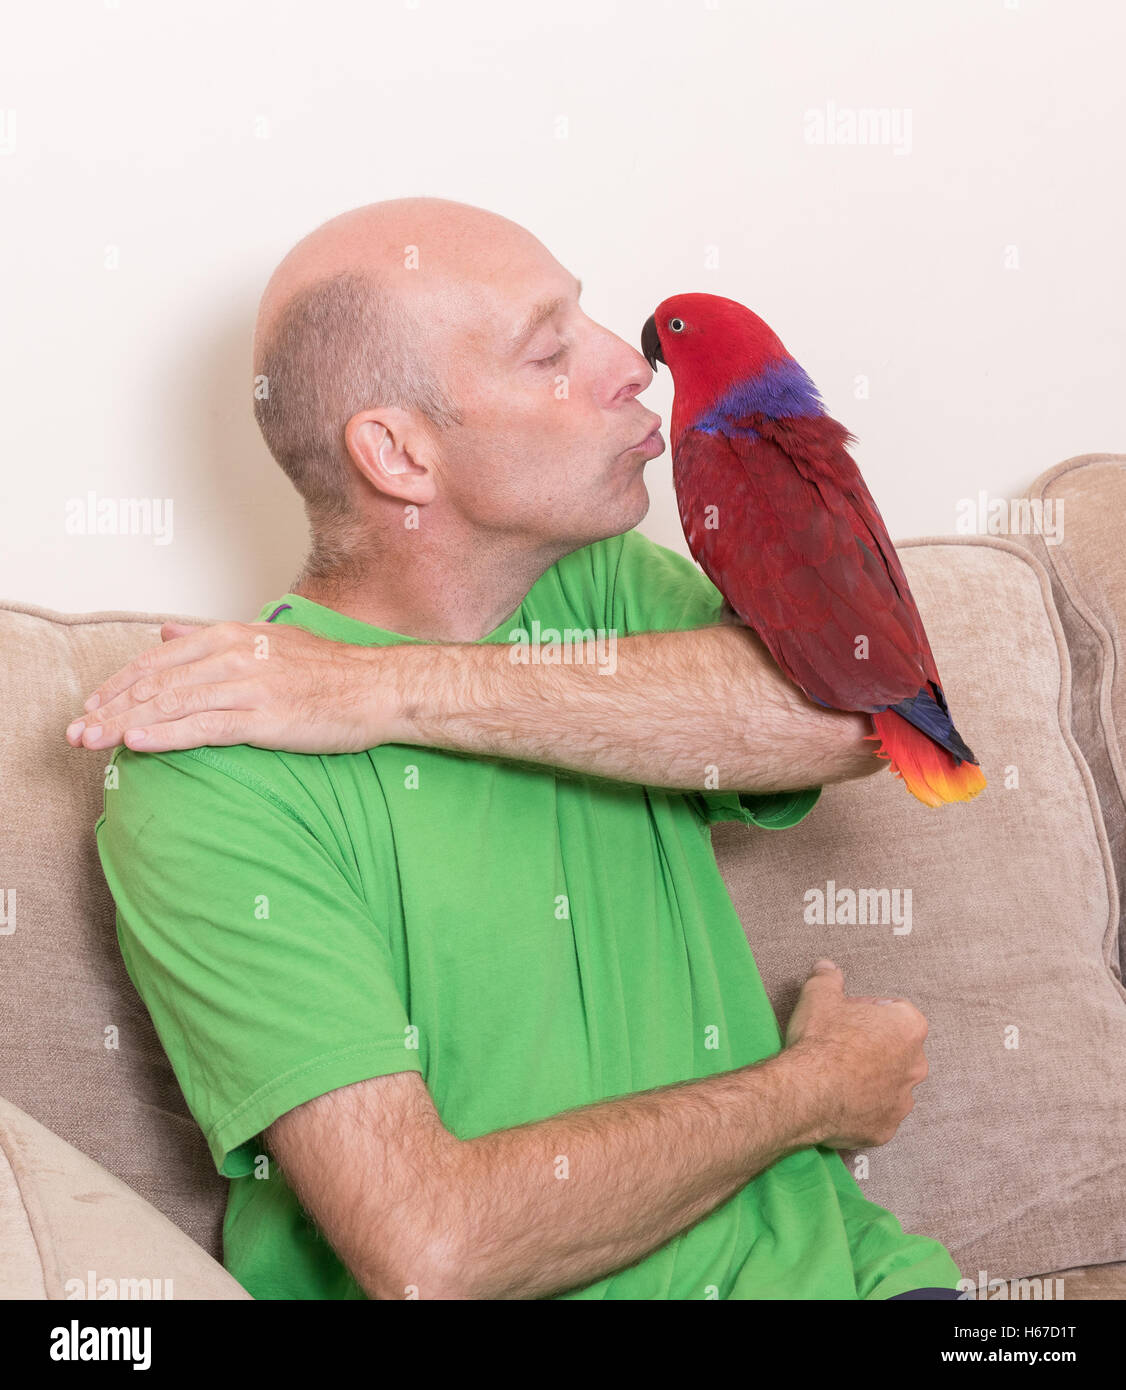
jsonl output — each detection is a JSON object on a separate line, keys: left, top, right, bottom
{"left": 864, "top": 709, "right": 987, "bottom": 808}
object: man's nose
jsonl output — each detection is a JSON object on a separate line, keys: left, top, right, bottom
{"left": 616, "top": 340, "right": 655, "bottom": 397}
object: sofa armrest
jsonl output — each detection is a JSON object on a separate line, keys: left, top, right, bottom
{"left": 0, "top": 1095, "right": 250, "bottom": 1300}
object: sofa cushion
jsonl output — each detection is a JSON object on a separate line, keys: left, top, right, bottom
{"left": 1015, "top": 454, "right": 1126, "bottom": 981}
{"left": 0, "top": 1095, "right": 249, "bottom": 1299}
{"left": 1035, "top": 1261, "right": 1126, "bottom": 1300}
{"left": 0, "top": 599, "right": 229, "bottom": 1264}
{"left": 712, "top": 536, "right": 1126, "bottom": 1285}
{"left": 958, "top": 1260, "right": 1126, "bottom": 1299}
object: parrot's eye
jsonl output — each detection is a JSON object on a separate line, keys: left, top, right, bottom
{"left": 668, "top": 317, "right": 686, "bottom": 333}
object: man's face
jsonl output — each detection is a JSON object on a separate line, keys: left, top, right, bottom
{"left": 425, "top": 236, "right": 664, "bottom": 555}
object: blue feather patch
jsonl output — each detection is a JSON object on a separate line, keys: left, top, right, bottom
{"left": 811, "top": 685, "right": 974, "bottom": 765}
{"left": 889, "top": 686, "right": 976, "bottom": 765}
{"left": 694, "top": 356, "right": 824, "bottom": 433}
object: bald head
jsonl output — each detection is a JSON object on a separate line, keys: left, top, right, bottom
{"left": 251, "top": 196, "right": 658, "bottom": 609}
{"left": 252, "top": 197, "right": 540, "bottom": 566}
{"left": 253, "top": 196, "right": 529, "bottom": 361}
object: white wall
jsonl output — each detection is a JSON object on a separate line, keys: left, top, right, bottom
{"left": 2, "top": 0, "right": 1123, "bottom": 618}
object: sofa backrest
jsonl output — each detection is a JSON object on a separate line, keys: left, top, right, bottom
{"left": 1016, "top": 453, "right": 1126, "bottom": 980}
{"left": 0, "top": 601, "right": 229, "bottom": 1262}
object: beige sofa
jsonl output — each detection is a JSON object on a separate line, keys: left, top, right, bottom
{"left": 2, "top": 453, "right": 1124, "bottom": 1300}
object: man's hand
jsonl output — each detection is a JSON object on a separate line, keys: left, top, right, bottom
{"left": 783, "top": 959, "right": 930, "bottom": 1149}
{"left": 64, "top": 621, "right": 410, "bottom": 754}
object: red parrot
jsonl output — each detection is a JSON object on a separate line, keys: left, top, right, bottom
{"left": 640, "top": 292, "right": 986, "bottom": 808}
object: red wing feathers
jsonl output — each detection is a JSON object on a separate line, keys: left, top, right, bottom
{"left": 673, "top": 414, "right": 941, "bottom": 713}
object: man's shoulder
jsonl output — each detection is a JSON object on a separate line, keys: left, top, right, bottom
{"left": 551, "top": 528, "right": 722, "bottom": 635}
{"left": 538, "top": 528, "right": 717, "bottom": 633}
{"left": 94, "top": 740, "right": 324, "bottom": 841}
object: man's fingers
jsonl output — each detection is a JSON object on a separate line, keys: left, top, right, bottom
{"left": 74, "top": 680, "right": 261, "bottom": 750}
{"left": 80, "top": 621, "right": 228, "bottom": 714}
{"left": 75, "top": 651, "right": 233, "bottom": 730}
{"left": 61, "top": 622, "right": 359, "bottom": 756}
{"left": 118, "top": 708, "right": 255, "bottom": 753}
{"left": 67, "top": 644, "right": 230, "bottom": 745}
{"left": 67, "top": 621, "right": 252, "bottom": 745}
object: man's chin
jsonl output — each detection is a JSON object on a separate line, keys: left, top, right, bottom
{"left": 546, "top": 471, "right": 651, "bottom": 555}
{"left": 626, "top": 477, "right": 651, "bottom": 527}
{"left": 582, "top": 477, "right": 650, "bottom": 547}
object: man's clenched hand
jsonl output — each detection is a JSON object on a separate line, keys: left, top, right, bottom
{"left": 64, "top": 621, "right": 408, "bottom": 755}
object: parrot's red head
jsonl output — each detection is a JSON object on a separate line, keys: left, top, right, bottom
{"left": 641, "top": 293, "right": 803, "bottom": 448}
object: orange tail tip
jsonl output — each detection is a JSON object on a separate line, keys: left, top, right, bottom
{"left": 864, "top": 709, "right": 987, "bottom": 808}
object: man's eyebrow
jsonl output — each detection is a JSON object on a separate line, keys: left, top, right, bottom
{"left": 504, "top": 276, "right": 583, "bottom": 355}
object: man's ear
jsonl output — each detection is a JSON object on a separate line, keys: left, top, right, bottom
{"left": 345, "top": 408, "right": 438, "bottom": 505}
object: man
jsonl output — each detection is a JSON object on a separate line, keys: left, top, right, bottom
{"left": 78, "top": 196, "right": 963, "bottom": 1300}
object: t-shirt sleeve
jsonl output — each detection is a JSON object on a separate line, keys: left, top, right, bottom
{"left": 94, "top": 746, "right": 422, "bottom": 1179}
{"left": 686, "top": 785, "right": 822, "bottom": 830}
{"left": 596, "top": 529, "right": 822, "bottom": 827}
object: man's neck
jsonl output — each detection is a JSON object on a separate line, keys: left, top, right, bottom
{"left": 294, "top": 531, "right": 568, "bottom": 644}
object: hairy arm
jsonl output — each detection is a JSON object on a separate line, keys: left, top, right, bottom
{"left": 70, "top": 618, "right": 881, "bottom": 793}
{"left": 388, "top": 621, "right": 879, "bottom": 792}
{"left": 266, "top": 1047, "right": 830, "bottom": 1301}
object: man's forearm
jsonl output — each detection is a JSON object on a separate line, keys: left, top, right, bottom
{"left": 426, "top": 1047, "right": 827, "bottom": 1300}
{"left": 388, "top": 623, "right": 879, "bottom": 792}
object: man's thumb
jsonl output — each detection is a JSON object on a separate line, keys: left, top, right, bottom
{"left": 160, "top": 621, "right": 198, "bottom": 641}
{"left": 806, "top": 959, "right": 844, "bottom": 991}
{"left": 785, "top": 960, "right": 843, "bottom": 1047}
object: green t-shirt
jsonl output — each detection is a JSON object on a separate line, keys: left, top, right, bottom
{"left": 94, "top": 527, "right": 961, "bottom": 1300}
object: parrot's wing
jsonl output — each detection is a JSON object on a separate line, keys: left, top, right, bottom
{"left": 674, "top": 414, "right": 943, "bottom": 712}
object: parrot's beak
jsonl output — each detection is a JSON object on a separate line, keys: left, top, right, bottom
{"left": 641, "top": 315, "right": 664, "bottom": 371}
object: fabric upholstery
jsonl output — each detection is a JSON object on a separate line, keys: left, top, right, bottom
{"left": 0, "top": 600, "right": 229, "bottom": 1263}
{"left": 0, "top": 1095, "right": 249, "bottom": 1299}
{"left": 1014, "top": 453, "right": 1126, "bottom": 981}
